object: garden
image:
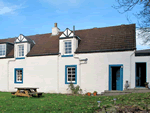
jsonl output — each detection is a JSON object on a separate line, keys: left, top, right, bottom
{"left": 0, "top": 83, "right": 150, "bottom": 112}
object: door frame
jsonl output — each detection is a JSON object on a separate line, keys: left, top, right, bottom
{"left": 109, "top": 64, "right": 123, "bottom": 91}
{"left": 135, "top": 62, "right": 147, "bottom": 88}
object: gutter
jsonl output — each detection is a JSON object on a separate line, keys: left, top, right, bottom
{"left": 130, "top": 50, "right": 136, "bottom": 88}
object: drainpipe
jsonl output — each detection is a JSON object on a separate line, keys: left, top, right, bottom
{"left": 130, "top": 50, "right": 136, "bottom": 89}
{"left": 57, "top": 53, "right": 61, "bottom": 93}
{"left": 7, "top": 40, "right": 17, "bottom": 92}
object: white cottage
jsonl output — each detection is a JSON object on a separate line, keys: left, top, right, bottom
{"left": 0, "top": 23, "right": 149, "bottom": 94}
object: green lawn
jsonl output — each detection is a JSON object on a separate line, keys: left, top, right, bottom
{"left": 0, "top": 92, "right": 150, "bottom": 113}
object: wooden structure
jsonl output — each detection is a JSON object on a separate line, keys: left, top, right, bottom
{"left": 11, "top": 87, "right": 43, "bottom": 97}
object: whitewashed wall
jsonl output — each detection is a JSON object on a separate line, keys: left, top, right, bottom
{"left": 0, "top": 58, "right": 14, "bottom": 91}
{"left": 8, "top": 55, "right": 58, "bottom": 93}
{"left": 2, "top": 50, "right": 150, "bottom": 95}
{"left": 59, "top": 51, "right": 134, "bottom": 94}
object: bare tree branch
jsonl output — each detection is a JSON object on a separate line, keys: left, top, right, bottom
{"left": 113, "top": 0, "right": 150, "bottom": 45}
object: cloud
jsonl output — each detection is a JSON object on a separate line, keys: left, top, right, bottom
{"left": 43, "top": 0, "right": 81, "bottom": 6}
{"left": 0, "top": 1, "right": 25, "bottom": 15}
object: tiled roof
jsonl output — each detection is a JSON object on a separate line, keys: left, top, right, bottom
{"left": 0, "top": 24, "right": 136, "bottom": 58}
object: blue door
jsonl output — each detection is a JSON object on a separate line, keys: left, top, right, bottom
{"left": 116, "top": 68, "right": 120, "bottom": 90}
{"left": 109, "top": 65, "right": 123, "bottom": 91}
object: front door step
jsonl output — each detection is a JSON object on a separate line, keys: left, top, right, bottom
{"left": 101, "top": 88, "right": 150, "bottom": 96}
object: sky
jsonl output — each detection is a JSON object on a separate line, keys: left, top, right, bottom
{"left": 0, "top": 0, "right": 150, "bottom": 50}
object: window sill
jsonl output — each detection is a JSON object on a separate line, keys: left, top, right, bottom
{"left": 61, "top": 55, "right": 73, "bottom": 57}
{"left": 14, "top": 82, "right": 23, "bottom": 84}
{"left": 0, "top": 55, "right": 6, "bottom": 57}
{"left": 65, "top": 82, "right": 77, "bottom": 84}
{"left": 16, "top": 57, "right": 25, "bottom": 60}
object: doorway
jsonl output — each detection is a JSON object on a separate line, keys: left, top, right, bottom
{"left": 135, "top": 63, "right": 146, "bottom": 87}
{"left": 109, "top": 65, "right": 123, "bottom": 91}
{"left": 112, "top": 67, "right": 120, "bottom": 90}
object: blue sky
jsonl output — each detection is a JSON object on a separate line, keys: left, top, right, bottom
{"left": 0, "top": 0, "right": 150, "bottom": 50}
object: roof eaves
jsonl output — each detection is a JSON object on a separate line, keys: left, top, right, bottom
{"left": 75, "top": 48, "right": 136, "bottom": 54}
{"left": 27, "top": 53, "right": 60, "bottom": 57}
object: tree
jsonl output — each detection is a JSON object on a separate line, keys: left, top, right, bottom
{"left": 113, "top": 0, "right": 150, "bottom": 46}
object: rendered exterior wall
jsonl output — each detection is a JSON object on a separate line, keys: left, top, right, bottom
{"left": 1, "top": 50, "right": 149, "bottom": 94}
{"left": 8, "top": 55, "right": 58, "bottom": 93}
{"left": 58, "top": 51, "right": 134, "bottom": 94}
{"left": 0, "top": 59, "right": 10, "bottom": 91}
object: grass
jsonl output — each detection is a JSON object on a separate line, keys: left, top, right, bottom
{"left": 0, "top": 92, "right": 150, "bottom": 113}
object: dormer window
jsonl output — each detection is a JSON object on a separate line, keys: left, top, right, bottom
{"left": 59, "top": 27, "right": 80, "bottom": 57}
{"left": 0, "top": 44, "right": 6, "bottom": 57}
{"left": 18, "top": 45, "right": 24, "bottom": 57}
{"left": 64, "top": 41, "right": 72, "bottom": 54}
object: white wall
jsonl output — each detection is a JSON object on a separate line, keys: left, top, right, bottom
{"left": 8, "top": 55, "right": 58, "bottom": 93}
{"left": 0, "top": 58, "right": 14, "bottom": 91}
{"left": 2, "top": 49, "right": 150, "bottom": 95}
{"left": 58, "top": 51, "right": 134, "bottom": 94}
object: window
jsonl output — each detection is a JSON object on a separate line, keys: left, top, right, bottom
{"left": 18, "top": 45, "right": 24, "bottom": 57}
{"left": 0, "top": 44, "right": 6, "bottom": 57}
{"left": 65, "top": 65, "right": 77, "bottom": 84}
{"left": 14, "top": 68, "right": 23, "bottom": 83}
{"left": 64, "top": 41, "right": 72, "bottom": 54}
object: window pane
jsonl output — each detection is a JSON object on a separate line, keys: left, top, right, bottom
{"left": 68, "top": 78, "right": 71, "bottom": 81}
{"left": 72, "top": 78, "right": 75, "bottom": 81}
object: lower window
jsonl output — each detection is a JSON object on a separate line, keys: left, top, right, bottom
{"left": 65, "top": 65, "right": 77, "bottom": 84}
{"left": 14, "top": 68, "right": 23, "bottom": 83}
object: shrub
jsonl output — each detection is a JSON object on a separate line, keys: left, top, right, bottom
{"left": 67, "top": 82, "right": 82, "bottom": 94}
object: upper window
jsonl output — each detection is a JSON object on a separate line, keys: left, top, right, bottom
{"left": 14, "top": 68, "right": 23, "bottom": 83}
{"left": 0, "top": 44, "right": 6, "bottom": 57}
{"left": 64, "top": 41, "right": 72, "bottom": 54}
{"left": 18, "top": 45, "right": 24, "bottom": 57}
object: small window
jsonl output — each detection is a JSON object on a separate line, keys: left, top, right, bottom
{"left": 65, "top": 65, "right": 77, "bottom": 84}
{"left": 64, "top": 41, "right": 72, "bottom": 54}
{"left": 0, "top": 44, "right": 6, "bottom": 57}
{"left": 18, "top": 45, "right": 24, "bottom": 57}
{"left": 14, "top": 68, "right": 23, "bottom": 83}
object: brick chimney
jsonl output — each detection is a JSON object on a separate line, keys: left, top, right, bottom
{"left": 52, "top": 23, "right": 60, "bottom": 36}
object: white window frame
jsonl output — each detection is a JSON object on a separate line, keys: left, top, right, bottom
{"left": 67, "top": 67, "right": 76, "bottom": 83}
{"left": 64, "top": 40, "right": 72, "bottom": 55}
{"left": 18, "top": 45, "right": 24, "bottom": 57}
{"left": 16, "top": 70, "right": 23, "bottom": 82}
{"left": 0, "top": 44, "right": 6, "bottom": 57}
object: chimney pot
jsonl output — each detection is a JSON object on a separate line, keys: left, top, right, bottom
{"left": 54, "top": 23, "right": 57, "bottom": 27}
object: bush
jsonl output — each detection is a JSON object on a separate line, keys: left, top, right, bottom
{"left": 67, "top": 82, "right": 82, "bottom": 94}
